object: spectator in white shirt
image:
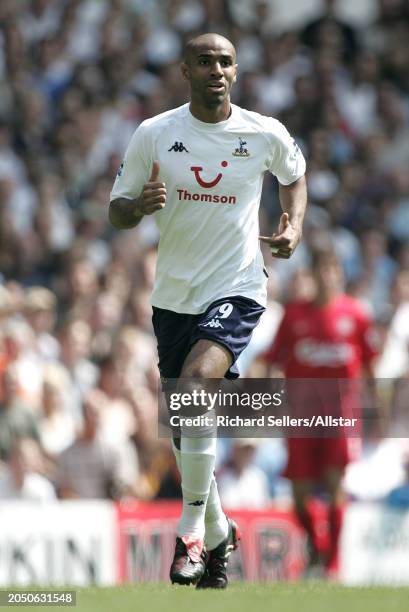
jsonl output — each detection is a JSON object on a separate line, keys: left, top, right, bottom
{"left": 217, "top": 439, "right": 271, "bottom": 510}
{"left": 0, "top": 437, "right": 56, "bottom": 501}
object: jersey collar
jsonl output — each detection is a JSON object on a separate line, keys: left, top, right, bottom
{"left": 186, "top": 104, "right": 236, "bottom": 131}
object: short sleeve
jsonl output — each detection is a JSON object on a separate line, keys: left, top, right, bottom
{"left": 267, "top": 119, "right": 306, "bottom": 186}
{"left": 110, "top": 122, "right": 152, "bottom": 202}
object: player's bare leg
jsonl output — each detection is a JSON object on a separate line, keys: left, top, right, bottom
{"left": 323, "top": 466, "right": 344, "bottom": 576}
{"left": 291, "top": 479, "right": 324, "bottom": 573}
{"left": 170, "top": 340, "right": 233, "bottom": 586}
{"left": 181, "top": 339, "right": 232, "bottom": 378}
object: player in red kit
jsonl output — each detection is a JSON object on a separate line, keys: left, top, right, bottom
{"left": 262, "top": 245, "right": 379, "bottom": 575}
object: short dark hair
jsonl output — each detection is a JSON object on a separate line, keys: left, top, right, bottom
{"left": 183, "top": 33, "right": 236, "bottom": 64}
{"left": 310, "top": 243, "right": 339, "bottom": 270}
{"left": 183, "top": 38, "right": 196, "bottom": 63}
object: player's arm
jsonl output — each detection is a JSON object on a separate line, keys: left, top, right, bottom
{"left": 260, "top": 175, "right": 307, "bottom": 259}
{"left": 109, "top": 197, "right": 143, "bottom": 229}
{"left": 109, "top": 161, "right": 166, "bottom": 229}
{"left": 259, "top": 119, "right": 308, "bottom": 259}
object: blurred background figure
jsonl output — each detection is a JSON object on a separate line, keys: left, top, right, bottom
{"left": 260, "top": 244, "right": 379, "bottom": 576}
{"left": 38, "top": 362, "right": 76, "bottom": 457}
{"left": 0, "top": 438, "right": 56, "bottom": 501}
{"left": 375, "top": 270, "right": 409, "bottom": 378}
{"left": 1, "top": 319, "right": 43, "bottom": 408}
{"left": 56, "top": 388, "right": 138, "bottom": 500}
{"left": 385, "top": 448, "right": 409, "bottom": 508}
{"left": 0, "top": 364, "right": 41, "bottom": 461}
{"left": 217, "top": 439, "right": 271, "bottom": 510}
{"left": 24, "top": 286, "right": 59, "bottom": 361}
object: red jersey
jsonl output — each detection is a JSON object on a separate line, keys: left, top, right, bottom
{"left": 265, "top": 295, "right": 377, "bottom": 480}
{"left": 264, "top": 295, "right": 378, "bottom": 378}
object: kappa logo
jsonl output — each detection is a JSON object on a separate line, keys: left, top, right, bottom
{"left": 202, "top": 303, "right": 232, "bottom": 329}
{"left": 168, "top": 141, "right": 189, "bottom": 152}
{"left": 117, "top": 161, "right": 124, "bottom": 176}
{"left": 232, "top": 137, "right": 250, "bottom": 157}
{"left": 190, "top": 161, "right": 228, "bottom": 188}
{"left": 188, "top": 500, "right": 205, "bottom": 506}
{"left": 202, "top": 319, "right": 224, "bottom": 329}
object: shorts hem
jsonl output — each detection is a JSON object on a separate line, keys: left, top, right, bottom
{"left": 189, "top": 333, "right": 234, "bottom": 358}
{"left": 151, "top": 294, "right": 266, "bottom": 315}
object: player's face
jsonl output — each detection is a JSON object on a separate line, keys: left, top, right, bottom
{"left": 314, "top": 258, "right": 344, "bottom": 292}
{"left": 182, "top": 45, "right": 237, "bottom": 106}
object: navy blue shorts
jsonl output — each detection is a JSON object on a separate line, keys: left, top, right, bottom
{"left": 152, "top": 296, "right": 265, "bottom": 379}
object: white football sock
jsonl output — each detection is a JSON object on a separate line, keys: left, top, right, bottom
{"left": 204, "top": 477, "right": 229, "bottom": 550}
{"left": 172, "top": 439, "right": 228, "bottom": 549}
{"left": 176, "top": 436, "right": 216, "bottom": 540}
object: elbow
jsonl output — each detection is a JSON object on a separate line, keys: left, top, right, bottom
{"left": 108, "top": 201, "right": 122, "bottom": 229}
{"left": 108, "top": 198, "right": 141, "bottom": 230}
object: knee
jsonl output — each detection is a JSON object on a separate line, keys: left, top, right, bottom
{"left": 180, "top": 340, "right": 232, "bottom": 378}
{"left": 181, "top": 362, "right": 211, "bottom": 378}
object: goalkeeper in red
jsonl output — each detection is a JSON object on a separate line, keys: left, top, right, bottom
{"left": 109, "top": 33, "right": 307, "bottom": 588}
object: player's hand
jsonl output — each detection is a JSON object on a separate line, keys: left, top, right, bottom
{"left": 259, "top": 213, "right": 302, "bottom": 259}
{"left": 135, "top": 160, "right": 166, "bottom": 216}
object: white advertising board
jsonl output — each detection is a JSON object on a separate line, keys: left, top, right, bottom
{"left": 0, "top": 501, "right": 116, "bottom": 586}
{"left": 341, "top": 503, "right": 409, "bottom": 585}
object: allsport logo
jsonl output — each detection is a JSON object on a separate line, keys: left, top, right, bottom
{"left": 190, "top": 161, "right": 228, "bottom": 188}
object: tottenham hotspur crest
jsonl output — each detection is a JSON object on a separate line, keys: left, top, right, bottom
{"left": 232, "top": 137, "right": 250, "bottom": 157}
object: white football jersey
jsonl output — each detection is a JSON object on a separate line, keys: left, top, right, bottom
{"left": 110, "top": 103, "right": 306, "bottom": 314}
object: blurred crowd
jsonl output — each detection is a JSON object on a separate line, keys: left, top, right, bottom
{"left": 1, "top": 0, "right": 409, "bottom": 505}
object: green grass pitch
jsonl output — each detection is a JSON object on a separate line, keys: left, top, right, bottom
{"left": 11, "top": 583, "right": 409, "bottom": 612}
